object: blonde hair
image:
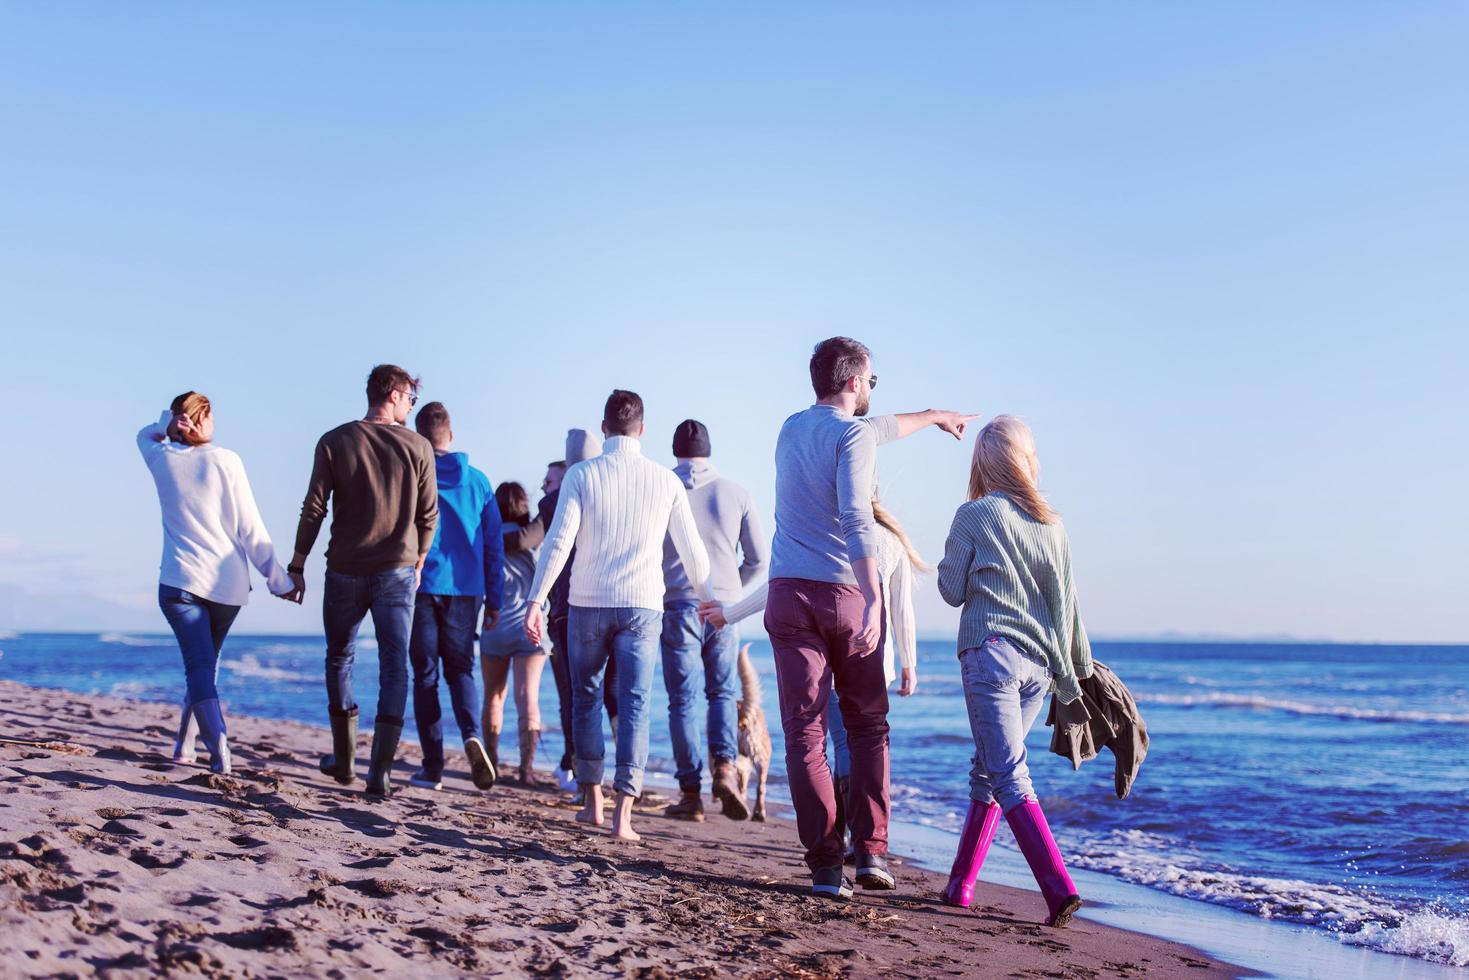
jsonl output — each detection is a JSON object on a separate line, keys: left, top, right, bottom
{"left": 872, "top": 498, "right": 933, "bottom": 574}
{"left": 169, "top": 391, "right": 212, "bottom": 446}
{"left": 968, "top": 415, "right": 1058, "bottom": 524}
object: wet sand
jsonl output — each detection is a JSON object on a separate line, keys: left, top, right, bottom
{"left": 0, "top": 679, "right": 1244, "bottom": 977}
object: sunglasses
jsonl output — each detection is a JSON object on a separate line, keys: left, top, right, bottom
{"left": 399, "top": 388, "right": 419, "bottom": 407}
{"left": 864, "top": 375, "right": 878, "bottom": 390}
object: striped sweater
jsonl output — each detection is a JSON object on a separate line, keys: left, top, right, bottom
{"left": 528, "top": 436, "right": 711, "bottom": 611}
{"left": 936, "top": 491, "right": 1093, "bottom": 704}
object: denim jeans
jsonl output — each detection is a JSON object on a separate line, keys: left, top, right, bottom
{"left": 568, "top": 605, "right": 660, "bottom": 797}
{"left": 962, "top": 635, "right": 1052, "bottom": 813}
{"left": 158, "top": 585, "right": 241, "bottom": 705}
{"left": 549, "top": 615, "right": 619, "bottom": 772}
{"left": 409, "top": 593, "right": 482, "bottom": 775}
{"left": 660, "top": 600, "right": 740, "bottom": 791}
{"left": 323, "top": 567, "right": 416, "bottom": 726}
{"left": 825, "top": 691, "right": 851, "bottom": 780}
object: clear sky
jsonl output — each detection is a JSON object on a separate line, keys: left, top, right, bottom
{"left": 2, "top": 3, "right": 1465, "bottom": 642}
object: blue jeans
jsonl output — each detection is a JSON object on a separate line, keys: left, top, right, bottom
{"left": 825, "top": 691, "right": 851, "bottom": 780}
{"left": 569, "top": 605, "right": 661, "bottom": 797}
{"left": 962, "top": 635, "right": 1052, "bottom": 812}
{"left": 660, "top": 601, "right": 740, "bottom": 791}
{"left": 158, "top": 585, "right": 241, "bottom": 705}
{"left": 324, "top": 567, "right": 416, "bottom": 726}
{"left": 549, "top": 615, "right": 618, "bottom": 772}
{"left": 409, "top": 593, "right": 482, "bottom": 775}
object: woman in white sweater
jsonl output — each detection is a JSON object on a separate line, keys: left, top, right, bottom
{"left": 703, "top": 496, "right": 926, "bottom": 848}
{"left": 137, "top": 392, "right": 296, "bottom": 773}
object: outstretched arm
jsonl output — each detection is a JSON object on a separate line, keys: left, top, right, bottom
{"left": 886, "top": 409, "right": 980, "bottom": 442}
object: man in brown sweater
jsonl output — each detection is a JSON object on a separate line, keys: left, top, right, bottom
{"left": 289, "top": 364, "right": 438, "bottom": 797}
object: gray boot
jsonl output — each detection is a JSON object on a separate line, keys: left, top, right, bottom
{"left": 319, "top": 706, "right": 359, "bottom": 785}
{"left": 365, "top": 721, "right": 403, "bottom": 798}
{"left": 191, "top": 698, "right": 232, "bottom": 775}
{"left": 171, "top": 698, "right": 199, "bottom": 764}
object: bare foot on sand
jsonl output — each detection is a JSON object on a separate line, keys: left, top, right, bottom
{"left": 611, "top": 791, "right": 641, "bottom": 842}
{"left": 576, "top": 783, "right": 605, "bottom": 826}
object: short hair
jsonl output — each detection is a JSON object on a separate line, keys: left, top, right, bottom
{"left": 495, "top": 481, "right": 530, "bottom": 523}
{"left": 547, "top": 460, "right": 567, "bottom": 471}
{"left": 603, "top": 389, "right": 644, "bottom": 436}
{"left": 809, "top": 337, "right": 871, "bottom": 399}
{"left": 366, "top": 364, "right": 420, "bottom": 405}
{"left": 415, "top": 401, "right": 451, "bottom": 444}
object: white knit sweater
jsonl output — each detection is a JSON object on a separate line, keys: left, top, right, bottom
{"left": 528, "top": 436, "right": 711, "bottom": 611}
{"left": 726, "top": 525, "right": 918, "bottom": 687}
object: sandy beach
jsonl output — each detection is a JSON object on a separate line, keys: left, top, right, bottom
{"left": 0, "top": 679, "right": 1242, "bottom": 978}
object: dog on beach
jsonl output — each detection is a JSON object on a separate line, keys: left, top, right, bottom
{"left": 734, "top": 643, "right": 772, "bottom": 822}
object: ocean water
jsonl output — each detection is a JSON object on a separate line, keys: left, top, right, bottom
{"left": 1, "top": 631, "right": 1465, "bottom": 973}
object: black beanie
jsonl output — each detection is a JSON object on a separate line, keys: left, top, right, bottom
{"left": 672, "top": 419, "right": 711, "bottom": 458}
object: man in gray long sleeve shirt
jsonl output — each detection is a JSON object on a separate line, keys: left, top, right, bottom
{"left": 659, "top": 420, "right": 768, "bottom": 822}
{"left": 767, "top": 336, "right": 975, "bottom": 900}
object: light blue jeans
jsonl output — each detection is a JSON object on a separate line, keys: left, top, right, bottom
{"left": 569, "top": 605, "right": 661, "bottom": 797}
{"left": 660, "top": 601, "right": 741, "bottom": 791}
{"left": 962, "top": 635, "right": 1052, "bottom": 813}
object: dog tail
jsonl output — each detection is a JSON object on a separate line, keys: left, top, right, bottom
{"left": 737, "top": 643, "right": 761, "bottom": 706}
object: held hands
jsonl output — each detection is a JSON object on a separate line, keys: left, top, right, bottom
{"left": 483, "top": 606, "right": 500, "bottom": 630}
{"left": 898, "top": 667, "right": 918, "bottom": 697}
{"left": 525, "top": 603, "right": 544, "bottom": 646}
{"left": 276, "top": 570, "right": 306, "bottom": 604}
{"left": 697, "top": 600, "right": 727, "bottom": 629}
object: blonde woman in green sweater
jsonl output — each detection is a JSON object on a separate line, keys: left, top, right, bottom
{"left": 936, "top": 416, "right": 1092, "bottom": 928}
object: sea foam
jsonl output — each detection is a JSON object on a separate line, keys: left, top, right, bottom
{"left": 1134, "top": 691, "right": 1469, "bottom": 725}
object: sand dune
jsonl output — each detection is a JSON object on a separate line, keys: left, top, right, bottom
{"left": 0, "top": 680, "right": 1240, "bottom": 977}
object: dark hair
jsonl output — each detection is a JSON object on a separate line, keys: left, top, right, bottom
{"left": 366, "top": 364, "right": 420, "bottom": 405}
{"left": 547, "top": 460, "right": 567, "bottom": 470}
{"left": 809, "top": 337, "right": 871, "bottom": 399}
{"left": 415, "top": 401, "right": 451, "bottom": 444}
{"left": 603, "top": 389, "right": 644, "bottom": 437}
{"left": 495, "top": 481, "right": 530, "bottom": 523}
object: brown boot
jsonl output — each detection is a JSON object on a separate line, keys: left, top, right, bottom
{"left": 664, "top": 789, "right": 705, "bottom": 822}
{"left": 711, "top": 759, "right": 750, "bottom": 821}
{"left": 518, "top": 722, "right": 543, "bottom": 785}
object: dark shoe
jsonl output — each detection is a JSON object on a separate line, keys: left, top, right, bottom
{"left": 364, "top": 722, "right": 403, "bottom": 798}
{"left": 192, "top": 698, "right": 232, "bottom": 775}
{"left": 855, "top": 853, "right": 896, "bottom": 890}
{"left": 711, "top": 759, "right": 750, "bottom": 821}
{"left": 319, "top": 706, "right": 359, "bottom": 785}
{"left": 465, "top": 736, "right": 497, "bottom": 791}
{"left": 811, "top": 865, "right": 853, "bottom": 901}
{"left": 663, "top": 789, "right": 705, "bottom": 822}
{"left": 408, "top": 769, "right": 443, "bottom": 791}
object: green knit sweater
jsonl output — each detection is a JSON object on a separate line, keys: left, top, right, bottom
{"left": 937, "top": 491, "right": 1093, "bottom": 704}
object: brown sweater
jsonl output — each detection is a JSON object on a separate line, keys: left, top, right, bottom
{"left": 293, "top": 421, "right": 439, "bottom": 575}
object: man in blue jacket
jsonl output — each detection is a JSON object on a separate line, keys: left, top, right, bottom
{"left": 407, "top": 402, "right": 504, "bottom": 792}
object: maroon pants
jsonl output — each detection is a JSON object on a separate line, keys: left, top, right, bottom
{"left": 765, "top": 577, "right": 890, "bottom": 871}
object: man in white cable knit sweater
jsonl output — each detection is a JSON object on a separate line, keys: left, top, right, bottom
{"left": 525, "top": 390, "right": 712, "bottom": 841}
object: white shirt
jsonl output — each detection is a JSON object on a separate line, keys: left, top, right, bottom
{"left": 529, "top": 436, "right": 711, "bottom": 611}
{"left": 726, "top": 525, "right": 917, "bottom": 686}
{"left": 137, "top": 412, "right": 292, "bottom": 606}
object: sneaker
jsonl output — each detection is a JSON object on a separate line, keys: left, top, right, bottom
{"left": 811, "top": 865, "right": 853, "bottom": 901}
{"left": 855, "top": 853, "right": 896, "bottom": 890}
{"left": 556, "top": 769, "right": 577, "bottom": 793}
{"left": 464, "top": 737, "right": 497, "bottom": 791}
{"left": 408, "top": 769, "right": 442, "bottom": 791}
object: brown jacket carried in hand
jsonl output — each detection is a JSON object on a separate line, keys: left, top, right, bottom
{"left": 1045, "top": 660, "right": 1149, "bottom": 800}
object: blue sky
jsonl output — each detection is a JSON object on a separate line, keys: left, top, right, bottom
{"left": 1, "top": 3, "right": 1464, "bottom": 641}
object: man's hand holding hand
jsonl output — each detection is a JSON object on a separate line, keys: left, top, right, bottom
{"left": 483, "top": 606, "right": 500, "bottom": 630}
{"left": 525, "top": 603, "right": 544, "bottom": 646}
{"left": 698, "top": 600, "right": 728, "bottom": 629}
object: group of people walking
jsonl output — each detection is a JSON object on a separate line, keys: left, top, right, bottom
{"left": 138, "top": 337, "right": 1094, "bottom": 927}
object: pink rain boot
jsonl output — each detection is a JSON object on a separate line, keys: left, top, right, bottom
{"left": 941, "top": 800, "right": 1003, "bottom": 907}
{"left": 1005, "top": 800, "right": 1082, "bottom": 927}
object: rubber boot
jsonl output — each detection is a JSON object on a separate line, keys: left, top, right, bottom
{"left": 711, "top": 759, "right": 750, "bottom": 821}
{"left": 1006, "top": 800, "right": 1083, "bottom": 926}
{"left": 833, "top": 774, "right": 850, "bottom": 862}
{"left": 941, "top": 800, "right": 1004, "bottom": 907}
{"left": 191, "top": 698, "right": 232, "bottom": 775}
{"left": 319, "top": 705, "right": 359, "bottom": 785}
{"left": 664, "top": 788, "right": 705, "bottom": 822}
{"left": 365, "top": 721, "right": 403, "bottom": 798}
{"left": 518, "top": 722, "right": 541, "bottom": 785}
{"left": 172, "top": 698, "right": 199, "bottom": 764}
